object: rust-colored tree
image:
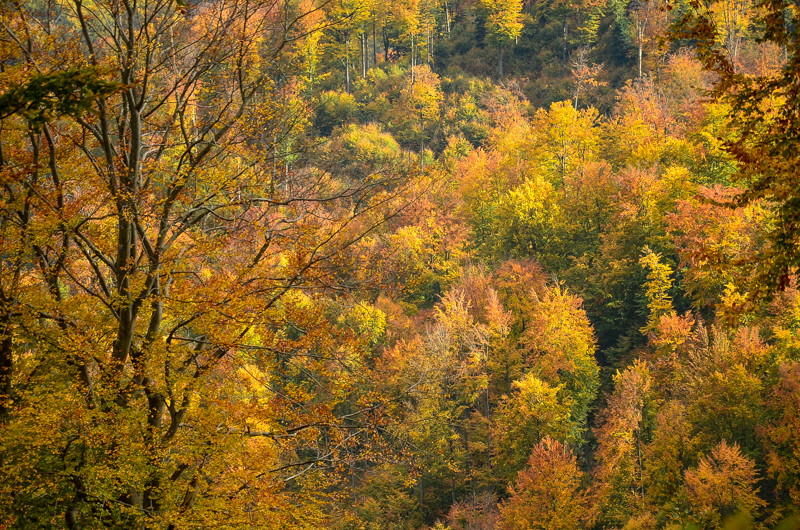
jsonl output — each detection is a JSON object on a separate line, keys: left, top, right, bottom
{"left": 682, "top": 441, "right": 766, "bottom": 528}
{"left": 498, "top": 437, "right": 586, "bottom": 530}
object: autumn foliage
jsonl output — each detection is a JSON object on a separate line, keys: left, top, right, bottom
{"left": 1, "top": 0, "right": 800, "bottom": 528}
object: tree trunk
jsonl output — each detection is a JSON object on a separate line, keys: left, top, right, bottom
{"left": 411, "top": 33, "right": 415, "bottom": 84}
{"left": 449, "top": 438, "right": 456, "bottom": 504}
{"left": 0, "top": 308, "right": 13, "bottom": 421}
{"left": 420, "top": 113, "right": 425, "bottom": 170}
{"left": 364, "top": 32, "right": 369, "bottom": 75}
{"left": 345, "top": 35, "right": 351, "bottom": 93}
{"left": 636, "top": 427, "right": 644, "bottom": 503}
{"left": 383, "top": 22, "right": 390, "bottom": 62}
{"left": 373, "top": 22, "right": 378, "bottom": 66}
{"left": 485, "top": 353, "right": 491, "bottom": 467}
{"left": 638, "top": 22, "right": 644, "bottom": 79}
{"left": 638, "top": 39, "right": 643, "bottom": 78}
{"left": 361, "top": 32, "right": 366, "bottom": 77}
{"left": 427, "top": 28, "right": 431, "bottom": 66}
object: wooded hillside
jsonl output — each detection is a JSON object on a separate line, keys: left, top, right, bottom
{"left": 1, "top": 0, "right": 799, "bottom": 528}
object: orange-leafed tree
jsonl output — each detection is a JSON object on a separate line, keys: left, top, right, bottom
{"left": 592, "top": 360, "right": 654, "bottom": 527}
{"left": 667, "top": 185, "right": 767, "bottom": 316}
{"left": 498, "top": 437, "right": 586, "bottom": 530}
{"left": 681, "top": 441, "right": 766, "bottom": 528}
{"left": 765, "top": 360, "right": 800, "bottom": 509}
{"left": 520, "top": 285, "right": 600, "bottom": 441}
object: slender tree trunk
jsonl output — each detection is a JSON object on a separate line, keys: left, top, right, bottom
{"left": 0, "top": 137, "right": 8, "bottom": 423}
{"left": 445, "top": 0, "right": 451, "bottom": 34}
{"left": 638, "top": 39, "right": 643, "bottom": 78}
{"left": 345, "top": 35, "right": 351, "bottom": 93}
{"left": 383, "top": 22, "right": 390, "bottom": 62}
{"left": 449, "top": 438, "right": 456, "bottom": 504}
{"left": 427, "top": 28, "right": 431, "bottom": 66}
{"left": 636, "top": 427, "right": 644, "bottom": 504}
{"left": 373, "top": 22, "right": 378, "bottom": 66}
{"left": 638, "top": 21, "right": 644, "bottom": 79}
{"left": 563, "top": 18, "right": 569, "bottom": 69}
{"left": 484, "top": 352, "right": 491, "bottom": 467}
{"left": 420, "top": 113, "right": 424, "bottom": 170}
{"left": 462, "top": 426, "right": 472, "bottom": 501}
{"left": 364, "top": 33, "right": 368, "bottom": 75}
{"left": 574, "top": 49, "right": 581, "bottom": 110}
{"left": 0, "top": 308, "right": 13, "bottom": 421}
{"left": 411, "top": 33, "right": 415, "bottom": 84}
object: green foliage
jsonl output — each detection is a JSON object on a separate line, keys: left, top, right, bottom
{"left": 353, "top": 465, "right": 425, "bottom": 530}
{"left": 315, "top": 91, "right": 360, "bottom": 136}
{"left": 0, "top": 67, "right": 123, "bottom": 131}
{"left": 324, "top": 123, "right": 402, "bottom": 180}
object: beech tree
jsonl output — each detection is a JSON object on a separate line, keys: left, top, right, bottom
{"left": 6, "top": 0, "right": 800, "bottom": 525}
{"left": 592, "top": 360, "right": 654, "bottom": 527}
{"left": 0, "top": 0, "right": 416, "bottom": 527}
{"left": 478, "top": 0, "right": 525, "bottom": 77}
{"left": 498, "top": 437, "right": 586, "bottom": 530}
{"left": 682, "top": 441, "right": 766, "bottom": 528}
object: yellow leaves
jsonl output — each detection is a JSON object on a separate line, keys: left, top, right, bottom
{"left": 0, "top": 0, "right": 434, "bottom": 526}
{"left": 708, "top": 0, "right": 754, "bottom": 61}
{"left": 491, "top": 173, "right": 561, "bottom": 259}
{"left": 640, "top": 247, "right": 675, "bottom": 335}
{"left": 513, "top": 374, "right": 570, "bottom": 426}
{"left": 479, "top": 0, "right": 525, "bottom": 45}
{"left": 719, "top": 282, "right": 749, "bottom": 325}
{"left": 523, "top": 285, "right": 597, "bottom": 382}
{"left": 530, "top": 101, "right": 601, "bottom": 185}
{"left": 400, "top": 65, "right": 443, "bottom": 125}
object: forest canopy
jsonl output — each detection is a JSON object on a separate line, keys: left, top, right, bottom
{"left": 0, "top": 0, "right": 799, "bottom": 529}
